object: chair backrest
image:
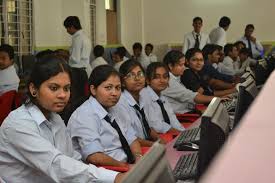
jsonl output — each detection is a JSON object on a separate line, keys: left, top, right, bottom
{"left": 0, "top": 90, "right": 17, "bottom": 125}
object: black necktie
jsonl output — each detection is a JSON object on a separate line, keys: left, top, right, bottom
{"left": 104, "top": 115, "right": 135, "bottom": 164}
{"left": 156, "top": 99, "right": 170, "bottom": 124}
{"left": 133, "top": 104, "right": 151, "bottom": 140}
{"left": 247, "top": 37, "right": 253, "bottom": 58}
{"left": 194, "top": 34, "right": 200, "bottom": 49}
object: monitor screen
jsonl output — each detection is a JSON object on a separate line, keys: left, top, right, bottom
{"left": 122, "top": 142, "right": 176, "bottom": 183}
{"left": 233, "top": 77, "right": 258, "bottom": 129}
{"left": 197, "top": 97, "right": 230, "bottom": 180}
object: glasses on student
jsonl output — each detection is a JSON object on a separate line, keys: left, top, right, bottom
{"left": 125, "top": 71, "right": 145, "bottom": 80}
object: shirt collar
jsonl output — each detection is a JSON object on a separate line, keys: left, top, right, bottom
{"left": 26, "top": 104, "right": 51, "bottom": 126}
{"left": 146, "top": 86, "right": 160, "bottom": 102}
{"left": 72, "top": 29, "right": 82, "bottom": 38}
{"left": 169, "top": 72, "right": 181, "bottom": 83}
{"left": 88, "top": 96, "right": 108, "bottom": 120}
{"left": 123, "top": 90, "right": 144, "bottom": 108}
{"left": 192, "top": 31, "right": 200, "bottom": 36}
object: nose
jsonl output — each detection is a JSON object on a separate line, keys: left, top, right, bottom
{"left": 57, "top": 89, "right": 68, "bottom": 99}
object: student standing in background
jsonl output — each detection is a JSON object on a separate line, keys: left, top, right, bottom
{"left": 209, "top": 16, "right": 231, "bottom": 47}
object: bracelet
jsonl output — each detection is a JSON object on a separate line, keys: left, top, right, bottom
{"left": 135, "top": 153, "right": 143, "bottom": 158}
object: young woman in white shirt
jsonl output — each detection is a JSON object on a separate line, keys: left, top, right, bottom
{"left": 114, "top": 60, "right": 164, "bottom": 147}
{"left": 162, "top": 50, "right": 214, "bottom": 114}
{"left": 67, "top": 65, "right": 142, "bottom": 168}
{"left": 140, "top": 62, "right": 185, "bottom": 134}
{"left": 0, "top": 55, "right": 123, "bottom": 183}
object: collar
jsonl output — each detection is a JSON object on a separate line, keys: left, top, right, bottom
{"left": 146, "top": 86, "right": 163, "bottom": 102}
{"left": 27, "top": 104, "right": 51, "bottom": 126}
{"left": 88, "top": 96, "right": 108, "bottom": 120}
{"left": 192, "top": 31, "right": 201, "bottom": 36}
{"left": 123, "top": 90, "right": 144, "bottom": 108}
{"left": 169, "top": 72, "right": 181, "bottom": 83}
{"left": 72, "top": 29, "right": 82, "bottom": 38}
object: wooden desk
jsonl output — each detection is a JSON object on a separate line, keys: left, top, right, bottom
{"left": 165, "top": 119, "right": 201, "bottom": 169}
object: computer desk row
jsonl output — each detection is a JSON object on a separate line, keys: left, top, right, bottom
{"left": 165, "top": 118, "right": 201, "bottom": 169}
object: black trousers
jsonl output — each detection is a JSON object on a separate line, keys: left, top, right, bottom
{"left": 70, "top": 67, "right": 88, "bottom": 101}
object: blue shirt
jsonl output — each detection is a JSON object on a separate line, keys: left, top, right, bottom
{"left": 67, "top": 96, "right": 137, "bottom": 162}
{"left": 200, "top": 60, "right": 234, "bottom": 83}
{"left": 0, "top": 104, "right": 118, "bottom": 183}
{"left": 112, "top": 90, "right": 148, "bottom": 139}
{"left": 140, "top": 86, "right": 185, "bottom": 133}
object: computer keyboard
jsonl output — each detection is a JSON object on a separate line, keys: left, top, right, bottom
{"left": 223, "top": 97, "right": 237, "bottom": 112}
{"left": 173, "top": 152, "right": 198, "bottom": 180}
{"left": 173, "top": 128, "right": 200, "bottom": 148}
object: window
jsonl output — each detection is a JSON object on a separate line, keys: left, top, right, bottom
{"left": 0, "top": 0, "right": 33, "bottom": 57}
{"left": 90, "top": 0, "right": 96, "bottom": 48}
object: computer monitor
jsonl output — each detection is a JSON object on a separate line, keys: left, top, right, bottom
{"left": 197, "top": 97, "right": 230, "bottom": 180}
{"left": 233, "top": 77, "right": 258, "bottom": 129}
{"left": 122, "top": 142, "right": 176, "bottom": 183}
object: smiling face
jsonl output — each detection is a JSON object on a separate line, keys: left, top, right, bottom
{"left": 90, "top": 74, "right": 121, "bottom": 109}
{"left": 29, "top": 72, "right": 71, "bottom": 114}
{"left": 123, "top": 66, "right": 145, "bottom": 94}
{"left": 187, "top": 52, "right": 204, "bottom": 72}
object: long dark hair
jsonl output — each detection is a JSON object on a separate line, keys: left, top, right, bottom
{"left": 26, "top": 55, "right": 71, "bottom": 105}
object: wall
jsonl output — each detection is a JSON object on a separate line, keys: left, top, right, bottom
{"left": 118, "top": 0, "right": 143, "bottom": 53}
{"left": 33, "top": 0, "right": 107, "bottom": 50}
{"left": 143, "top": 0, "right": 275, "bottom": 44}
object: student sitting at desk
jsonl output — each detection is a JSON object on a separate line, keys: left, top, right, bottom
{"left": 113, "top": 60, "right": 164, "bottom": 146}
{"left": 0, "top": 44, "right": 19, "bottom": 96}
{"left": 140, "top": 62, "right": 185, "bottom": 134}
{"left": 181, "top": 48, "right": 236, "bottom": 97}
{"left": 217, "top": 43, "right": 239, "bottom": 76}
{"left": 0, "top": 56, "right": 123, "bottom": 182}
{"left": 162, "top": 50, "right": 214, "bottom": 114}
{"left": 67, "top": 65, "right": 142, "bottom": 168}
{"left": 201, "top": 44, "right": 237, "bottom": 90}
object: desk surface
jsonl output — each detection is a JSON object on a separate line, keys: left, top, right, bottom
{"left": 165, "top": 119, "right": 201, "bottom": 169}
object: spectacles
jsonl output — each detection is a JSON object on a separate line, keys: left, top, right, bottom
{"left": 125, "top": 71, "right": 145, "bottom": 80}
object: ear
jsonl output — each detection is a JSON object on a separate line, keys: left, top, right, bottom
{"left": 29, "top": 83, "right": 37, "bottom": 97}
{"left": 90, "top": 85, "right": 96, "bottom": 96}
{"left": 168, "top": 63, "right": 173, "bottom": 71}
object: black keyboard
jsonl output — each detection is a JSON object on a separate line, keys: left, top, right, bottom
{"left": 173, "top": 152, "right": 198, "bottom": 180}
{"left": 223, "top": 98, "right": 237, "bottom": 112}
{"left": 173, "top": 128, "right": 200, "bottom": 148}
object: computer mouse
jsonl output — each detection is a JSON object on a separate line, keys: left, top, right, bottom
{"left": 176, "top": 142, "right": 199, "bottom": 151}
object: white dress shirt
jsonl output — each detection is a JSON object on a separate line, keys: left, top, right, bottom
{"left": 69, "top": 30, "right": 92, "bottom": 76}
{"left": 218, "top": 56, "right": 236, "bottom": 76}
{"left": 0, "top": 65, "right": 19, "bottom": 96}
{"left": 140, "top": 86, "right": 185, "bottom": 133}
{"left": 67, "top": 97, "right": 137, "bottom": 162}
{"left": 239, "top": 36, "right": 263, "bottom": 59}
{"left": 145, "top": 53, "right": 158, "bottom": 63}
{"left": 91, "top": 56, "right": 108, "bottom": 71}
{"left": 112, "top": 90, "right": 148, "bottom": 139}
{"left": 209, "top": 27, "right": 226, "bottom": 47}
{"left": 0, "top": 104, "right": 118, "bottom": 183}
{"left": 114, "top": 61, "right": 125, "bottom": 71}
{"left": 182, "top": 31, "right": 211, "bottom": 54}
{"left": 162, "top": 72, "right": 197, "bottom": 114}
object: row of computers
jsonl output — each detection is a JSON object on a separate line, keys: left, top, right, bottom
{"left": 121, "top": 68, "right": 259, "bottom": 183}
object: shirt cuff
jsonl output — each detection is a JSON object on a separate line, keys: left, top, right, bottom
{"left": 88, "top": 165, "right": 119, "bottom": 183}
{"left": 82, "top": 140, "right": 104, "bottom": 161}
